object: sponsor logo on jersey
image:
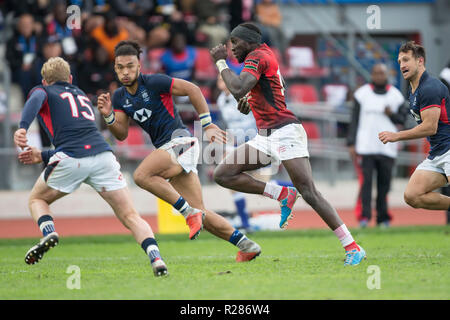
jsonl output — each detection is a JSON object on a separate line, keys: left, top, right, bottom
{"left": 141, "top": 90, "right": 150, "bottom": 102}
{"left": 123, "top": 99, "right": 133, "bottom": 109}
{"left": 133, "top": 108, "right": 152, "bottom": 123}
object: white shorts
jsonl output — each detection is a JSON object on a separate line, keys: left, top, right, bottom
{"left": 416, "top": 149, "right": 450, "bottom": 177}
{"left": 159, "top": 136, "right": 200, "bottom": 174}
{"left": 246, "top": 123, "right": 309, "bottom": 164}
{"left": 42, "top": 151, "right": 127, "bottom": 193}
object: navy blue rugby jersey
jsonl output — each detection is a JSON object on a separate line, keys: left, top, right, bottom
{"left": 112, "top": 73, "right": 190, "bottom": 148}
{"left": 408, "top": 71, "right": 450, "bottom": 159}
{"left": 20, "top": 82, "right": 112, "bottom": 164}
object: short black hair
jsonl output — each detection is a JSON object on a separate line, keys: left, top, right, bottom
{"left": 114, "top": 40, "right": 142, "bottom": 59}
{"left": 238, "top": 22, "right": 262, "bottom": 36}
{"left": 399, "top": 41, "right": 426, "bottom": 64}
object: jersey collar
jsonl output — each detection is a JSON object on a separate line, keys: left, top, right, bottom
{"left": 53, "top": 81, "right": 70, "bottom": 86}
{"left": 409, "top": 70, "right": 428, "bottom": 95}
{"left": 418, "top": 70, "right": 429, "bottom": 86}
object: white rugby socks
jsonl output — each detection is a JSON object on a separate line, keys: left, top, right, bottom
{"left": 263, "top": 183, "right": 283, "bottom": 200}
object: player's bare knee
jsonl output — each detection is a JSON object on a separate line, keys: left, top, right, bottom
{"left": 133, "top": 170, "right": 143, "bottom": 187}
{"left": 213, "top": 166, "right": 229, "bottom": 187}
{"left": 28, "top": 196, "right": 46, "bottom": 210}
{"left": 133, "top": 170, "right": 153, "bottom": 188}
{"left": 121, "top": 212, "right": 140, "bottom": 229}
{"left": 213, "top": 172, "right": 225, "bottom": 187}
{"left": 404, "top": 192, "right": 421, "bottom": 208}
{"left": 28, "top": 197, "right": 37, "bottom": 211}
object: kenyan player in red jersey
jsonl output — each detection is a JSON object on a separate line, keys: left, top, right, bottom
{"left": 210, "top": 23, "right": 365, "bottom": 265}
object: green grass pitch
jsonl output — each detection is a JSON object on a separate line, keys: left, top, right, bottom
{"left": 0, "top": 226, "right": 449, "bottom": 299}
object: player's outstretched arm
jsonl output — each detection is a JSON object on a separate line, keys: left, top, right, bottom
{"left": 171, "top": 78, "right": 227, "bottom": 144}
{"left": 379, "top": 107, "right": 440, "bottom": 144}
{"left": 97, "top": 93, "right": 129, "bottom": 141}
{"left": 210, "top": 44, "right": 258, "bottom": 101}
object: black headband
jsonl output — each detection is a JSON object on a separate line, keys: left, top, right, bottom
{"left": 230, "top": 25, "right": 262, "bottom": 44}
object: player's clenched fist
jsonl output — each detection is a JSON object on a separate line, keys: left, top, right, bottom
{"left": 210, "top": 44, "right": 228, "bottom": 63}
{"left": 378, "top": 131, "right": 398, "bottom": 144}
{"left": 18, "top": 146, "right": 42, "bottom": 165}
{"left": 14, "top": 128, "right": 28, "bottom": 149}
{"left": 97, "top": 93, "right": 112, "bottom": 116}
{"left": 237, "top": 96, "right": 251, "bottom": 115}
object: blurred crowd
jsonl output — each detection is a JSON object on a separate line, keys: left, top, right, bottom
{"left": 1, "top": 0, "right": 286, "bottom": 104}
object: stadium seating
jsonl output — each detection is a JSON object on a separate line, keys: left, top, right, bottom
{"left": 322, "top": 84, "right": 348, "bottom": 108}
{"left": 287, "top": 46, "right": 329, "bottom": 78}
{"left": 288, "top": 84, "right": 319, "bottom": 103}
{"left": 287, "top": 46, "right": 316, "bottom": 68}
{"left": 270, "top": 47, "right": 292, "bottom": 78}
{"left": 199, "top": 85, "right": 211, "bottom": 103}
{"left": 301, "top": 121, "right": 321, "bottom": 140}
{"left": 142, "top": 48, "right": 164, "bottom": 74}
{"left": 194, "top": 48, "right": 218, "bottom": 81}
{"left": 115, "top": 125, "right": 150, "bottom": 160}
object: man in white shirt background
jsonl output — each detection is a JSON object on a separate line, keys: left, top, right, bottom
{"left": 347, "top": 63, "right": 407, "bottom": 227}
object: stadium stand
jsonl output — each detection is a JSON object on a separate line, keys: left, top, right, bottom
{"left": 301, "top": 121, "right": 321, "bottom": 140}
{"left": 287, "top": 46, "right": 329, "bottom": 78}
{"left": 322, "top": 84, "right": 348, "bottom": 108}
{"left": 270, "top": 46, "right": 291, "bottom": 78}
{"left": 288, "top": 84, "right": 319, "bottom": 103}
{"left": 1, "top": 0, "right": 449, "bottom": 229}
{"left": 115, "top": 125, "right": 151, "bottom": 160}
{"left": 143, "top": 48, "right": 165, "bottom": 74}
{"left": 199, "top": 85, "right": 212, "bottom": 103}
{"left": 194, "top": 47, "right": 218, "bottom": 81}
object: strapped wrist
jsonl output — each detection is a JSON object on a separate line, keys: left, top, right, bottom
{"left": 199, "top": 112, "right": 212, "bottom": 128}
{"left": 215, "top": 59, "right": 229, "bottom": 73}
{"left": 104, "top": 111, "right": 116, "bottom": 125}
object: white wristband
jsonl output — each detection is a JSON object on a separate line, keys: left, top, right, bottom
{"left": 199, "top": 112, "right": 212, "bottom": 128}
{"left": 104, "top": 111, "right": 116, "bottom": 125}
{"left": 216, "top": 59, "right": 229, "bottom": 73}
